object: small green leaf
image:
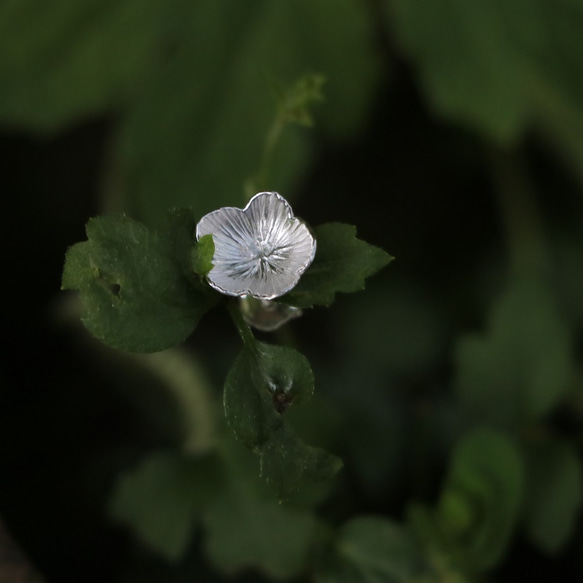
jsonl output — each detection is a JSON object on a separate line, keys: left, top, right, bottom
{"left": 62, "top": 214, "right": 213, "bottom": 352}
{"left": 285, "top": 223, "right": 393, "bottom": 308}
{"left": 316, "top": 516, "right": 429, "bottom": 583}
{"left": 109, "top": 452, "right": 221, "bottom": 561}
{"left": 276, "top": 74, "right": 325, "bottom": 127}
{"left": 455, "top": 278, "right": 573, "bottom": 426}
{"left": 192, "top": 234, "right": 215, "bottom": 278}
{"left": 523, "top": 440, "right": 583, "bottom": 554}
{"left": 435, "top": 428, "right": 525, "bottom": 571}
{"left": 223, "top": 340, "right": 341, "bottom": 497}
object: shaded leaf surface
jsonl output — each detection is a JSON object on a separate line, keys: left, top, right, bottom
{"left": 286, "top": 223, "right": 393, "bottom": 308}
{"left": 109, "top": 452, "right": 219, "bottom": 560}
{"left": 203, "top": 472, "right": 316, "bottom": 580}
{"left": 0, "top": 0, "right": 183, "bottom": 130}
{"left": 523, "top": 440, "right": 583, "bottom": 554}
{"left": 224, "top": 341, "right": 341, "bottom": 498}
{"left": 62, "top": 213, "right": 213, "bottom": 352}
{"left": 389, "top": 0, "right": 583, "bottom": 148}
{"left": 455, "top": 278, "right": 572, "bottom": 426}
{"left": 110, "top": 447, "right": 317, "bottom": 578}
{"left": 119, "top": 0, "right": 380, "bottom": 224}
{"left": 436, "top": 428, "right": 525, "bottom": 570}
{"left": 316, "top": 516, "right": 429, "bottom": 583}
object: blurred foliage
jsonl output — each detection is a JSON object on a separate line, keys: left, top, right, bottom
{"left": 3, "top": 0, "right": 583, "bottom": 582}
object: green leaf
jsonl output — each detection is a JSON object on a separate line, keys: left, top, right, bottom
{"left": 260, "top": 424, "right": 343, "bottom": 498}
{"left": 109, "top": 452, "right": 221, "bottom": 561}
{"left": 224, "top": 342, "right": 315, "bottom": 448}
{"left": 523, "top": 440, "right": 583, "bottom": 554}
{"left": 0, "top": 0, "right": 186, "bottom": 131}
{"left": 119, "top": 0, "right": 380, "bottom": 225}
{"left": 316, "top": 516, "right": 429, "bottom": 583}
{"left": 435, "top": 428, "right": 525, "bottom": 571}
{"left": 223, "top": 341, "right": 341, "bottom": 497}
{"left": 196, "top": 437, "right": 319, "bottom": 579}
{"left": 62, "top": 214, "right": 213, "bottom": 352}
{"left": 285, "top": 223, "right": 393, "bottom": 308}
{"left": 203, "top": 474, "right": 317, "bottom": 580}
{"left": 191, "top": 234, "right": 215, "bottom": 278}
{"left": 110, "top": 445, "right": 319, "bottom": 576}
{"left": 274, "top": 73, "right": 325, "bottom": 128}
{"left": 455, "top": 278, "right": 573, "bottom": 426}
{"left": 389, "top": 0, "right": 583, "bottom": 156}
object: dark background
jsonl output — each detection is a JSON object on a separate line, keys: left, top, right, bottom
{"left": 1, "top": 1, "right": 583, "bottom": 581}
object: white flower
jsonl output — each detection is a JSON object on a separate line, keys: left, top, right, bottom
{"left": 196, "top": 192, "right": 316, "bottom": 300}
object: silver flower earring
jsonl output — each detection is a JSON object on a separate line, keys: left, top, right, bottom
{"left": 196, "top": 192, "right": 316, "bottom": 301}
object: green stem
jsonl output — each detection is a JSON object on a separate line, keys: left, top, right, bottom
{"left": 489, "top": 146, "right": 549, "bottom": 278}
{"left": 246, "top": 116, "right": 285, "bottom": 199}
{"left": 228, "top": 300, "right": 257, "bottom": 349}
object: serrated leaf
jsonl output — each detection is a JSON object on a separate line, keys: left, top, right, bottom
{"left": 436, "top": 428, "right": 525, "bottom": 571}
{"left": 62, "top": 214, "right": 213, "bottom": 352}
{"left": 285, "top": 223, "right": 393, "bottom": 308}
{"left": 223, "top": 341, "right": 341, "bottom": 497}
{"left": 455, "top": 278, "right": 573, "bottom": 426}
{"left": 316, "top": 516, "right": 429, "bottom": 583}
{"left": 109, "top": 452, "right": 220, "bottom": 560}
{"left": 523, "top": 440, "right": 583, "bottom": 554}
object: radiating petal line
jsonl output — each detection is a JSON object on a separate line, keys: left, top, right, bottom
{"left": 196, "top": 192, "right": 316, "bottom": 299}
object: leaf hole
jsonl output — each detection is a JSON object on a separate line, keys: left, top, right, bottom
{"left": 273, "top": 391, "right": 293, "bottom": 414}
{"left": 97, "top": 270, "right": 121, "bottom": 297}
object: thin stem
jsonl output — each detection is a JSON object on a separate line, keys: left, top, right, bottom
{"left": 246, "top": 116, "right": 285, "bottom": 200}
{"left": 489, "top": 146, "right": 549, "bottom": 278}
{"left": 228, "top": 299, "right": 257, "bottom": 349}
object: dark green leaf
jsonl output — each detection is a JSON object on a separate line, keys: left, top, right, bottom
{"left": 285, "top": 223, "right": 393, "bottom": 308}
{"left": 119, "top": 0, "right": 380, "bottom": 225}
{"left": 389, "top": 0, "right": 583, "bottom": 165}
{"left": 316, "top": 516, "right": 429, "bottom": 583}
{"left": 523, "top": 440, "right": 583, "bottom": 554}
{"left": 200, "top": 437, "right": 318, "bottom": 579}
{"left": 260, "top": 424, "right": 343, "bottom": 499}
{"left": 0, "top": 0, "right": 186, "bottom": 131}
{"left": 109, "top": 452, "right": 221, "bottom": 561}
{"left": 455, "top": 278, "right": 573, "bottom": 426}
{"left": 436, "top": 428, "right": 525, "bottom": 570}
{"left": 160, "top": 208, "right": 197, "bottom": 277}
{"left": 203, "top": 473, "right": 317, "bottom": 580}
{"left": 111, "top": 445, "right": 318, "bottom": 576}
{"left": 224, "top": 342, "right": 315, "bottom": 448}
{"left": 223, "top": 341, "right": 341, "bottom": 497}
{"left": 62, "top": 214, "right": 213, "bottom": 352}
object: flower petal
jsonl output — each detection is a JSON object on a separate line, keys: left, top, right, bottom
{"left": 196, "top": 192, "right": 316, "bottom": 299}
